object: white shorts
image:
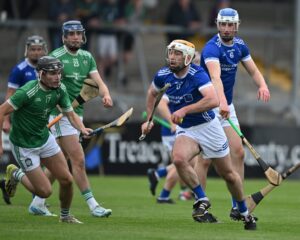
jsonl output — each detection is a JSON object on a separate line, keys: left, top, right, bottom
{"left": 162, "top": 135, "right": 176, "bottom": 152}
{"left": 97, "top": 35, "right": 117, "bottom": 58}
{"left": 213, "top": 103, "right": 239, "bottom": 128}
{"left": 10, "top": 134, "right": 61, "bottom": 172}
{"left": 176, "top": 118, "right": 229, "bottom": 159}
{"left": 49, "top": 115, "right": 82, "bottom": 138}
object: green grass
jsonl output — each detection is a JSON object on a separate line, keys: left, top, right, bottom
{"left": 0, "top": 176, "right": 300, "bottom": 240}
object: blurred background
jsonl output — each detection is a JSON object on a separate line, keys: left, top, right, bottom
{"left": 0, "top": 0, "right": 299, "bottom": 176}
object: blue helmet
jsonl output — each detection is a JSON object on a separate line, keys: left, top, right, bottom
{"left": 62, "top": 20, "right": 86, "bottom": 43}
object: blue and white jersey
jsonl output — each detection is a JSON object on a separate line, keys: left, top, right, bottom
{"left": 161, "top": 125, "right": 174, "bottom": 137}
{"left": 8, "top": 58, "right": 38, "bottom": 89}
{"left": 153, "top": 63, "right": 215, "bottom": 128}
{"left": 200, "top": 34, "right": 251, "bottom": 105}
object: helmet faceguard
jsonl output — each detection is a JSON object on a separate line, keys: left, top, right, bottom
{"left": 166, "top": 39, "right": 195, "bottom": 72}
{"left": 24, "top": 35, "right": 48, "bottom": 57}
{"left": 37, "top": 56, "right": 63, "bottom": 90}
{"left": 62, "top": 20, "right": 87, "bottom": 49}
{"left": 216, "top": 8, "right": 240, "bottom": 42}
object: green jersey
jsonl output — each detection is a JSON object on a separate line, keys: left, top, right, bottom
{"left": 8, "top": 80, "right": 72, "bottom": 148}
{"left": 50, "top": 46, "right": 98, "bottom": 116}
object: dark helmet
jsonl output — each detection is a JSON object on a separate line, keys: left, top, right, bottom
{"left": 62, "top": 20, "right": 86, "bottom": 44}
{"left": 36, "top": 56, "right": 63, "bottom": 72}
{"left": 24, "top": 35, "right": 48, "bottom": 56}
{"left": 26, "top": 35, "right": 47, "bottom": 47}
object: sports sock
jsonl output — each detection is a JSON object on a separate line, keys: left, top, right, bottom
{"left": 159, "top": 188, "right": 171, "bottom": 199}
{"left": 231, "top": 198, "right": 237, "bottom": 209}
{"left": 81, "top": 189, "right": 99, "bottom": 210}
{"left": 60, "top": 208, "right": 70, "bottom": 218}
{"left": 192, "top": 185, "right": 206, "bottom": 199}
{"left": 31, "top": 196, "right": 46, "bottom": 207}
{"left": 237, "top": 200, "right": 248, "bottom": 216}
{"left": 13, "top": 169, "right": 25, "bottom": 182}
{"left": 156, "top": 167, "right": 167, "bottom": 178}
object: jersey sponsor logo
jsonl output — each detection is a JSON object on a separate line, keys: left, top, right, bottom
{"left": 184, "top": 94, "right": 193, "bottom": 103}
{"left": 34, "top": 97, "right": 41, "bottom": 102}
{"left": 25, "top": 158, "right": 33, "bottom": 167}
{"left": 83, "top": 60, "right": 88, "bottom": 65}
{"left": 220, "top": 63, "right": 237, "bottom": 72}
{"left": 62, "top": 60, "right": 69, "bottom": 64}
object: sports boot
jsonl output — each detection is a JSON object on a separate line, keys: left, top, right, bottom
{"left": 192, "top": 199, "right": 218, "bottom": 223}
{"left": 243, "top": 214, "right": 257, "bottom": 230}
{"left": 5, "top": 164, "right": 19, "bottom": 197}
{"left": 0, "top": 178, "right": 11, "bottom": 204}
{"left": 147, "top": 168, "right": 158, "bottom": 196}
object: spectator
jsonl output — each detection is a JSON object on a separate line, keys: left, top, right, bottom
{"left": 165, "top": 0, "right": 202, "bottom": 43}
{"left": 2, "top": 0, "right": 39, "bottom": 19}
{"left": 75, "top": 0, "right": 99, "bottom": 50}
{"left": 118, "top": 0, "right": 145, "bottom": 86}
{"left": 48, "top": 0, "right": 75, "bottom": 50}
{"left": 96, "top": 0, "right": 121, "bottom": 80}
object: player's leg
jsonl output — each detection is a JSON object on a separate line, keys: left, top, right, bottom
{"left": 6, "top": 142, "right": 53, "bottom": 198}
{"left": 59, "top": 134, "right": 111, "bottom": 218}
{"left": 28, "top": 167, "right": 56, "bottom": 215}
{"left": 50, "top": 116, "right": 111, "bottom": 218}
{"left": 147, "top": 134, "right": 175, "bottom": 196}
{"left": 41, "top": 151, "right": 81, "bottom": 223}
{"left": 157, "top": 166, "right": 178, "bottom": 203}
{"left": 147, "top": 164, "right": 175, "bottom": 196}
{"left": 194, "top": 155, "right": 211, "bottom": 191}
{"left": 178, "top": 155, "right": 198, "bottom": 201}
{"left": 5, "top": 143, "right": 58, "bottom": 216}
{"left": 212, "top": 155, "right": 256, "bottom": 230}
{"left": 172, "top": 135, "right": 216, "bottom": 223}
{"left": 222, "top": 105, "right": 245, "bottom": 219}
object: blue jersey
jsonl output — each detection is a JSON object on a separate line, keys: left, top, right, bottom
{"left": 200, "top": 34, "right": 251, "bottom": 104}
{"left": 161, "top": 125, "right": 174, "bottom": 137}
{"left": 8, "top": 59, "right": 38, "bottom": 89}
{"left": 153, "top": 63, "right": 215, "bottom": 128}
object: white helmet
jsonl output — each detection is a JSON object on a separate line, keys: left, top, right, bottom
{"left": 216, "top": 8, "right": 240, "bottom": 29}
{"left": 167, "top": 39, "right": 195, "bottom": 66}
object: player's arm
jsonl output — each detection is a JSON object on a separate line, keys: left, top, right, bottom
{"left": 242, "top": 59, "right": 270, "bottom": 102}
{"left": 141, "top": 84, "right": 159, "bottom": 135}
{"left": 172, "top": 84, "right": 219, "bottom": 124}
{"left": 0, "top": 101, "right": 15, "bottom": 156}
{"left": 205, "top": 61, "right": 230, "bottom": 118}
{"left": 157, "top": 97, "right": 176, "bottom": 132}
{"left": 65, "top": 111, "right": 92, "bottom": 137}
{"left": 89, "top": 71, "right": 113, "bottom": 108}
{"left": 2, "top": 88, "right": 17, "bottom": 133}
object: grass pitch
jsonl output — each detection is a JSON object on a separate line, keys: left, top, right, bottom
{"left": 0, "top": 175, "right": 300, "bottom": 240}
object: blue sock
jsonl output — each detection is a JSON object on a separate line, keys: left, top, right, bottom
{"left": 159, "top": 189, "right": 170, "bottom": 199}
{"left": 156, "top": 167, "right": 167, "bottom": 178}
{"left": 237, "top": 200, "right": 248, "bottom": 215}
{"left": 232, "top": 198, "right": 237, "bottom": 208}
{"left": 192, "top": 185, "right": 206, "bottom": 199}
